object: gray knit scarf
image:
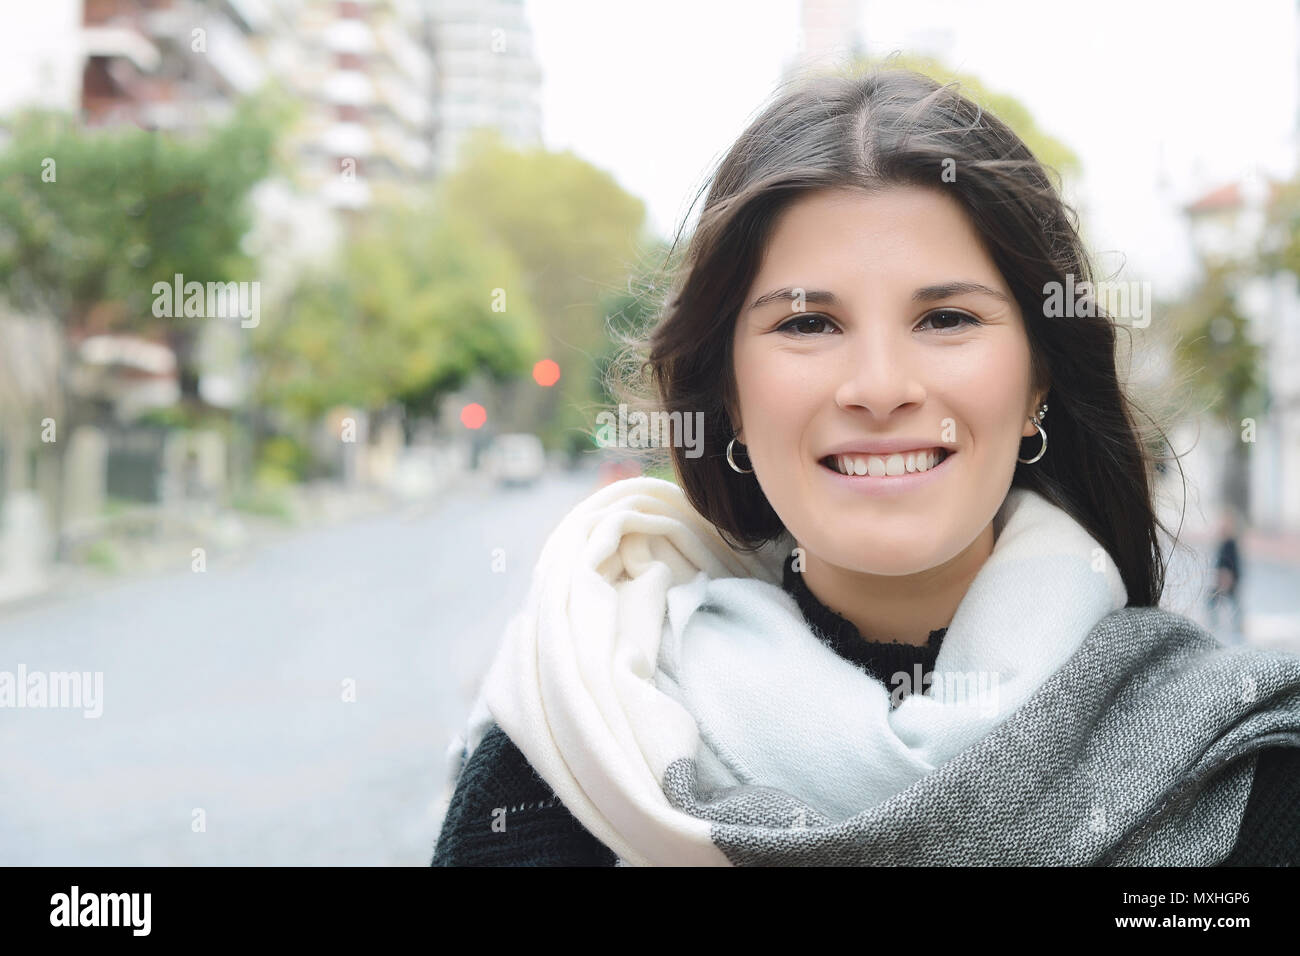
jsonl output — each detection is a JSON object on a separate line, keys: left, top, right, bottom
{"left": 662, "top": 604, "right": 1300, "bottom": 865}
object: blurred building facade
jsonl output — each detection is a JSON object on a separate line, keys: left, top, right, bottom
{"left": 74, "top": 0, "right": 440, "bottom": 206}
{"left": 426, "top": 0, "right": 542, "bottom": 176}
{"left": 1182, "top": 172, "right": 1300, "bottom": 533}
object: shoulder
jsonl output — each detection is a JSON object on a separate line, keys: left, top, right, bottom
{"left": 431, "top": 722, "right": 619, "bottom": 867}
{"left": 1220, "top": 746, "right": 1300, "bottom": 866}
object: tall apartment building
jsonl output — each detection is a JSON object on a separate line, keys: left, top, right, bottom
{"left": 426, "top": 0, "right": 542, "bottom": 176}
{"left": 278, "top": 0, "right": 439, "bottom": 208}
{"left": 77, "top": 0, "right": 439, "bottom": 209}
{"left": 81, "top": 0, "right": 267, "bottom": 129}
{"left": 5, "top": 0, "right": 548, "bottom": 195}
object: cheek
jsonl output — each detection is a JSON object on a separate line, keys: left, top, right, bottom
{"left": 733, "top": 345, "right": 809, "bottom": 441}
{"left": 951, "top": 337, "right": 1033, "bottom": 442}
{"left": 732, "top": 347, "right": 824, "bottom": 508}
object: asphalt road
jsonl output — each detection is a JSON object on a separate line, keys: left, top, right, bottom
{"left": 0, "top": 466, "right": 605, "bottom": 865}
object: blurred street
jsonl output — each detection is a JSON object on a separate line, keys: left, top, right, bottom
{"left": 1163, "top": 537, "right": 1300, "bottom": 655}
{"left": 0, "top": 464, "right": 604, "bottom": 865}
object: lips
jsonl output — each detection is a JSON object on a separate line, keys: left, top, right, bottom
{"left": 821, "top": 448, "right": 951, "bottom": 477}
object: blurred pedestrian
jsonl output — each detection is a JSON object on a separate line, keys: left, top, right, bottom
{"left": 1206, "top": 507, "right": 1245, "bottom": 642}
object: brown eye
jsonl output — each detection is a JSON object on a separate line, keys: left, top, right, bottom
{"left": 918, "top": 309, "right": 981, "bottom": 332}
{"left": 776, "top": 314, "right": 836, "bottom": 335}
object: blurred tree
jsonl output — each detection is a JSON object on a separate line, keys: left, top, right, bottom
{"left": 252, "top": 203, "right": 544, "bottom": 424}
{"left": 433, "top": 129, "right": 650, "bottom": 449}
{"left": 1261, "top": 175, "right": 1300, "bottom": 278}
{"left": 1165, "top": 260, "right": 1267, "bottom": 514}
{"left": 0, "top": 89, "right": 290, "bottom": 554}
{"left": 0, "top": 89, "right": 291, "bottom": 388}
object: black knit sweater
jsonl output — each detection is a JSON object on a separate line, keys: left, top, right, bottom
{"left": 432, "top": 564, "right": 1300, "bottom": 866}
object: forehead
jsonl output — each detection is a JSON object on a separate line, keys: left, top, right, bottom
{"left": 752, "top": 185, "right": 1003, "bottom": 287}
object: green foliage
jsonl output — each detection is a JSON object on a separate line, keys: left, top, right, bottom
{"left": 230, "top": 483, "right": 295, "bottom": 521}
{"left": 1166, "top": 260, "right": 1266, "bottom": 512}
{"left": 438, "top": 128, "right": 649, "bottom": 343}
{"left": 643, "top": 460, "right": 678, "bottom": 484}
{"left": 134, "top": 404, "right": 200, "bottom": 430}
{"left": 435, "top": 129, "right": 651, "bottom": 443}
{"left": 252, "top": 200, "right": 544, "bottom": 421}
{"left": 1168, "top": 262, "right": 1267, "bottom": 424}
{"left": 255, "top": 434, "right": 311, "bottom": 485}
{"left": 133, "top": 403, "right": 235, "bottom": 432}
{"left": 1261, "top": 176, "right": 1300, "bottom": 278}
{"left": 0, "top": 90, "right": 292, "bottom": 331}
{"left": 83, "top": 538, "right": 120, "bottom": 572}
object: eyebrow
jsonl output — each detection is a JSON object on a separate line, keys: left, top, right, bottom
{"left": 747, "top": 281, "right": 1014, "bottom": 311}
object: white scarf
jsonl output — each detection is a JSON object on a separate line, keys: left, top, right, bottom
{"left": 444, "top": 477, "right": 1130, "bottom": 866}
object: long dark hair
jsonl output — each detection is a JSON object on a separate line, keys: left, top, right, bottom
{"left": 606, "top": 66, "right": 1178, "bottom": 607}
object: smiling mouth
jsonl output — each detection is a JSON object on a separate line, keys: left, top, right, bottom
{"left": 819, "top": 448, "right": 952, "bottom": 477}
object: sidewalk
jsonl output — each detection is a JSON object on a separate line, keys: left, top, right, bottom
{"left": 0, "top": 472, "right": 471, "bottom": 615}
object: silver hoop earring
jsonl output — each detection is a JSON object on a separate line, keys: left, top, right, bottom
{"left": 726, "top": 437, "right": 753, "bottom": 474}
{"left": 1018, "top": 402, "right": 1049, "bottom": 465}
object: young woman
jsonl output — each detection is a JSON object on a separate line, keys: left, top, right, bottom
{"left": 431, "top": 68, "right": 1300, "bottom": 866}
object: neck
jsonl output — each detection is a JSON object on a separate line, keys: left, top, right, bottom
{"left": 800, "top": 522, "right": 995, "bottom": 645}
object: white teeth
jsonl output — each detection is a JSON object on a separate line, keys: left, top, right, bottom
{"left": 831, "top": 449, "right": 947, "bottom": 476}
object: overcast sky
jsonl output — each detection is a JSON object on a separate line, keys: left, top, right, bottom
{"left": 524, "top": 0, "right": 1300, "bottom": 296}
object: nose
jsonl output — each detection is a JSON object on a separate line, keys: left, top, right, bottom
{"left": 832, "top": 323, "right": 927, "bottom": 419}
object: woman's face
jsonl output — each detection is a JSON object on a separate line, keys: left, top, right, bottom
{"left": 730, "top": 184, "right": 1045, "bottom": 577}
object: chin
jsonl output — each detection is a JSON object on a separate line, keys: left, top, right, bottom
{"left": 819, "top": 541, "right": 945, "bottom": 578}
{"left": 857, "top": 556, "right": 940, "bottom": 577}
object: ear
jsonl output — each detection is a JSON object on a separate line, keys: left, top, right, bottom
{"left": 1022, "top": 389, "right": 1048, "bottom": 438}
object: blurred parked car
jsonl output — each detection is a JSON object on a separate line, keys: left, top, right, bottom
{"left": 485, "top": 433, "right": 546, "bottom": 487}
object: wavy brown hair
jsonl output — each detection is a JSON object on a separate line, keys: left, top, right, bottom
{"left": 605, "top": 66, "right": 1180, "bottom": 607}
